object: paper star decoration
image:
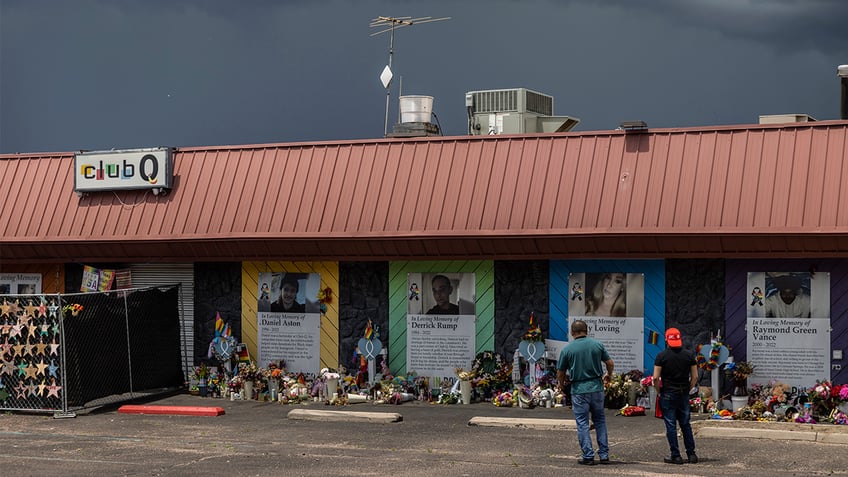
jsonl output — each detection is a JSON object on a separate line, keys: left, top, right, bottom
{"left": 0, "top": 300, "right": 10, "bottom": 317}
{"left": 24, "top": 363, "right": 38, "bottom": 379}
{"left": 8, "top": 325, "right": 22, "bottom": 339}
{"left": 12, "top": 343, "right": 24, "bottom": 357}
{"left": 0, "top": 360, "right": 15, "bottom": 376}
{"left": 37, "top": 300, "right": 48, "bottom": 318}
{"left": 40, "top": 324, "right": 50, "bottom": 336}
{"left": 17, "top": 361, "right": 28, "bottom": 376}
{"left": 35, "top": 360, "right": 48, "bottom": 376}
{"left": 37, "top": 381, "right": 47, "bottom": 396}
{"left": 23, "top": 302, "right": 38, "bottom": 318}
{"left": 35, "top": 342, "right": 47, "bottom": 355}
{"left": 14, "top": 381, "right": 28, "bottom": 399}
{"left": 47, "top": 303, "right": 59, "bottom": 318}
{"left": 46, "top": 379, "right": 61, "bottom": 399}
{"left": 48, "top": 360, "right": 59, "bottom": 377}
{"left": 49, "top": 340, "right": 60, "bottom": 355}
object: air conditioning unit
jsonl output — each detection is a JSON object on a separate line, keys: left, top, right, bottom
{"left": 466, "top": 88, "right": 580, "bottom": 135}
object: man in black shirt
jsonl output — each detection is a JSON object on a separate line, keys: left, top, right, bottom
{"left": 653, "top": 328, "right": 698, "bottom": 465}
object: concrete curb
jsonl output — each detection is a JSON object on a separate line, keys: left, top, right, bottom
{"left": 287, "top": 409, "right": 402, "bottom": 423}
{"left": 694, "top": 421, "right": 848, "bottom": 444}
{"left": 468, "top": 417, "right": 576, "bottom": 430}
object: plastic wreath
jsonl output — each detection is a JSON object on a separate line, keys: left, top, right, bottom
{"left": 695, "top": 342, "right": 722, "bottom": 371}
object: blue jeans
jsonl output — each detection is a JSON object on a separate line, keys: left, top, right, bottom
{"left": 660, "top": 389, "right": 696, "bottom": 458}
{"left": 571, "top": 391, "right": 608, "bottom": 460}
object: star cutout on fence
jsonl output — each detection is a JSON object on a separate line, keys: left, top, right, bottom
{"left": 35, "top": 342, "right": 47, "bottom": 355}
{"left": 23, "top": 343, "right": 35, "bottom": 357}
{"left": 23, "top": 303, "right": 38, "bottom": 319}
{"left": 8, "top": 300, "right": 20, "bottom": 316}
{"left": 1, "top": 359, "right": 15, "bottom": 376}
{"left": 17, "top": 361, "right": 28, "bottom": 376}
{"left": 35, "top": 360, "right": 48, "bottom": 376}
{"left": 40, "top": 324, "right": 50, "bottom": 336}
{"left": 0, "top": 340, "right": 11, "bottom": 357}
{"left": 24, "top": 363, "right": 38, "bottom": 379}
{"left": 27, "top": 325, "right": 38, "bottom": 339}
{"left": 8, "top": 325, "right": 22, "bottom": 339}
{"left": 48, "top": 360, "right": 58, "bottom": 377}
{"left": 47, "top": 303, "right": 59, "bottom": 318}
{"left": 12, "top": 343, "right": 24, "bottom": 357}
{"left": 49, "top": 341, "right": 60, "bottom": 356}
{"left": 14, "top": 381, "right": 28, "bottom": 399}
{"left": 51, "top": 323, "right": 60, "bottom": 335}
{"left": 45, "top": 379, "right": 61, "bottom": 399}
{"left": 0, "top": 324, "right": 10, "bottom": 335}
{"left": 0, "top": 300, "right": 11, "bottom": 317}
{"left": 16, "top": 311, "right": 29, "bottom": 327}
{"left": 27, "top": 382, "right": 38, "bottom": 397}
{"left": 37, "top": 381, "right": 47, "bottom": 396}
{"left": 37, "top": 301, "right": 47, "bottom": 318}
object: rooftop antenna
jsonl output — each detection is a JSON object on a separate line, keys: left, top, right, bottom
{"left": 370, "top": 15, "right": 450, "bottom": 137}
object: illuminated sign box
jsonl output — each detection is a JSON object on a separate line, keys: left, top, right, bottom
{"left": 74, "top": 148, "right": 173, "bottom": 193}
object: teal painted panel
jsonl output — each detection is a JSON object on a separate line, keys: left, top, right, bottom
{"left": 389, "top": 260, "right": 494, "bottom": 375}
{"left": 551, "top": 259, "right": 665, "bottom": 374}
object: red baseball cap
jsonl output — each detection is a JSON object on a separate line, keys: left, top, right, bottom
{"left": 665, "top": 328, "right": 683, "bottom": 347}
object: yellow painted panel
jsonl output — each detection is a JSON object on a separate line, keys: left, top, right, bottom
{"left": 241, "top": 261, "right": 339, "bottom": 370}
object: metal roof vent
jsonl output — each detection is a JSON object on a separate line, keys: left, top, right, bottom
{"left": 758, "top": 114, "right": 817, "bottom": 125}
{"left": 465, "top": 88, "right": 579, "bottom": 135}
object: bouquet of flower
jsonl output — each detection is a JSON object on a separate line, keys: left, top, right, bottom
{"left": 455, "top": 367, "right": 475, "bottom": 381}
{"left": 238, "top": 362, "right": 261, "bottom": 382}
{"left": 732, "top": 361, "right": 755, "bottom": 381}
{"left": 62, "top": 303, "right": 84, "bottom": 316}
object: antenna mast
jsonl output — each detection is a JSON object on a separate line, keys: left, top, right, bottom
{"left": 370, "top": 15, "right": 450, "bottom": 137}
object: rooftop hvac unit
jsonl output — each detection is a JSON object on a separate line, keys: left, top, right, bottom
{"left": 466, "top": 88, "right": 579, "bottom": 135}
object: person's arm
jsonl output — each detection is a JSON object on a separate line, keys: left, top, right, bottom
{"left": 689, "top": 364, "right": 698, "bottom": 393}
{"left": 557, "top": 369, "right": 568, "bottom": 392}
{"left": 602, "top": 358, "right": 614, "bottom": 384}
{"left": 653, "top": 364, "right": 662, "bottom": 392}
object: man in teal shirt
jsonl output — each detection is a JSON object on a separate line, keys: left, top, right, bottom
{"left": 557, "top": 320, "right": 615, "bottom": 465}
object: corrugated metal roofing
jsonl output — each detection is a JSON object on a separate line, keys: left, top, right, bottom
{"left": 2, "top": 121, "right": 848, "bottom": 262}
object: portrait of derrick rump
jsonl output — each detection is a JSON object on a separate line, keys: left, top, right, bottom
{"left": 764, "top": 273, "right": 811, "bottom": 318}
{"left": 585, "top": 273, "right": 626, "bottom": 317}
{"left": 426, "top": 275, "right": 460, "bottom": 315}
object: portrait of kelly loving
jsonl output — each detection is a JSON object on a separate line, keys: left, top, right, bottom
{"left": 567, "top": 272, "right": 645, "bottom": 318}
{"left": 406, "top": 272, "right": 476, "bottom": 315}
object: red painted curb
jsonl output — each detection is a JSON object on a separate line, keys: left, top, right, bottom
{"left": 117, "top": 405, "right": 225, "bottom": 416}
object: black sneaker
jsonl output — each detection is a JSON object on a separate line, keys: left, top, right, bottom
{"left": 599, "top": 458, "right": 611, "bottom": 465}
{"left": 664, "top": 456, "right": 685, "bottom": 465}
{"left": 577, "top": 458, "right": 596, "bottom": 466}
{"left": 688, "top": 454, "right": 699, "bottom": 464}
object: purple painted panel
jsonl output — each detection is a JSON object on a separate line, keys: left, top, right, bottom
{"left": 726, "top": 259, "right": 848, "bottom": 383}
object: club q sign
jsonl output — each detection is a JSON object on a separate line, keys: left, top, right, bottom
{"left": 74, "top": 147, "right": 173, "bottom": 193}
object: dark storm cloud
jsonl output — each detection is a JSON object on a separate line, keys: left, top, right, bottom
{"left": 1, "top": 0, "right": 846, "bottom": 154}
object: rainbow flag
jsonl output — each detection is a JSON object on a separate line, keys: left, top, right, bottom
{"left": 214, "top": 312, "right": 225, "bottom": 335}
{"left": 221, "top": 323, "right": 231, "bottom": 338}
{"left": 648, "top": 330, "right": 659, "bottom": 345}
{"left": 364, "top": 320, "right": 374, "bottom": 340}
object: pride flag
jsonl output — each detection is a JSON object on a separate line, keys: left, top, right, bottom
{"left": 364, "top": 320, "right": 374, "bottom": 340}
{"left": 214, "top": 312, "right": 225, "bottom": 335}
{"left": 648, "top": 330, "right": 659, "bottom": 345}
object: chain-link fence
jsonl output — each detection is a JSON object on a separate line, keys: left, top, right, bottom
{"left": 0, "top": 285, "right": 187, "bottom": 416}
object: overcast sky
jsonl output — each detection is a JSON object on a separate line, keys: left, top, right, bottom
{"left": 1, "top": 0, "right": 846, "bottom": 153}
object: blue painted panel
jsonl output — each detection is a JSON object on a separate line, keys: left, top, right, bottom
{"left": 551, "top": 259, "right": 665, "bottom": 374}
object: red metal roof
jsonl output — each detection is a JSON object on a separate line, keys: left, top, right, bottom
{"left": 2, "top": 121, "right": 848, "bottom": 262}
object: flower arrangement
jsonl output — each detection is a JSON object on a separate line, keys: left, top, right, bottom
{"left": 605, "top": 373, "right": 628, "bottom": 401}
{"left": 62, "top": 303, "right": 84, "bottom": 316}
{"left": 317, "top": 287, "right": 333, "bottom": 315}
{"left": 468, "top": 351, "right": 512, "bottom": 397}
{"left": 455, "top": 367, "right": 474, "bottom": 381}
{"left": 730, "top": 361, "right": 755, "bottom": 381}
{"left": 521, "top": 312, "right": 543, "bottom": 342}
{"left": 238, "top": 361, "right": 261, "bottom": 383}
{"left": 194, "top": 362, "right": 210, "bottom": 380}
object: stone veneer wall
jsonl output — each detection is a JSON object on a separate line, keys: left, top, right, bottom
{"left": 339, "top": 261, "right": 389, "bottom": 372}
{"left": 494, "top": 260, "right": 550, "bottom": 359}
{"left": 194, "top": 262, "right": 242, "bottom": 366}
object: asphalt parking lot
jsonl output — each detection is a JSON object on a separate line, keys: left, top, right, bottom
{"left": 2, "top": 393, "right": 848, "bottom": 476}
